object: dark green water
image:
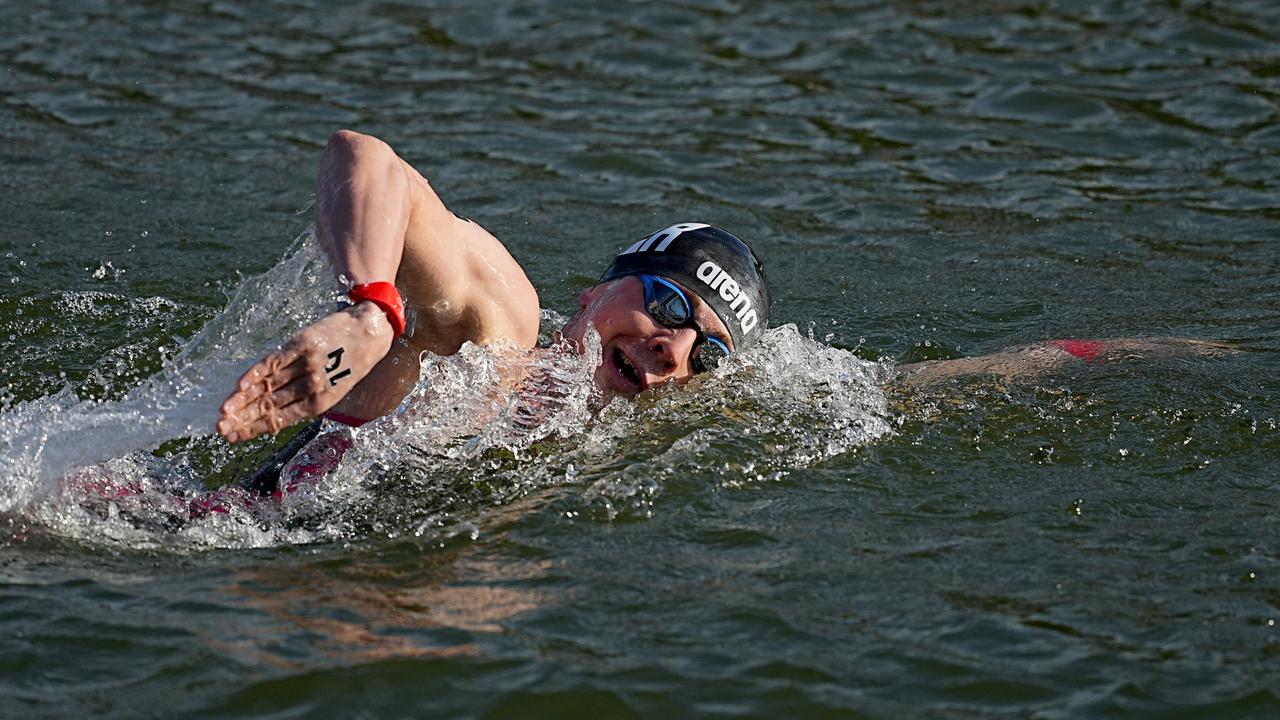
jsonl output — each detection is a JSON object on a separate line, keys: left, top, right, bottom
{"left": 2, "top": 1, "right": 1278, "bottom": 718}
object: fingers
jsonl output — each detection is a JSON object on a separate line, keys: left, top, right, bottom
{"left": 217, "top": 375, "right": 327, "bottom": 443}
{"left": 217, "top": 346, "right": 359, "bottom": 441}
{"left": 222, "top": 345, "right": 307, "bottom": 410}
{"left": 217, "top": 304, "right": 396, "bottom": 442}
{"left": 218, "top": 352, "right": 316, "bottom": 442}
{"left": 218, "top": 363, "right": 294, "bottom": 424}
{"left": 222, "top": 392, "right": 319, "bottom": 443}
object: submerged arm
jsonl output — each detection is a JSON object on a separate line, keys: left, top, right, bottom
{"left": 896, "top": 338, "right": 1237, "bottom": 385}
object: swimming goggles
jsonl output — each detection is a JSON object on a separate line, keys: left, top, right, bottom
{"left": 638, "top": 273, "right": 731, "bottom": 373}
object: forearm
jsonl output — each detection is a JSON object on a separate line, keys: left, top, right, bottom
{"left": 315, "top": 130, "right": 412, "bottom": 286}
{"left": 897, "top": 338, "right": 1236, "bottom": 385}
{"left": 897, "top": 342, "right": 1064, "bottom": 383}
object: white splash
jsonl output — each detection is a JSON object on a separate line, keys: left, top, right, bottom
{"left": 0, "top": 230, "right": 338, "bottom": 513}
{"left": 0, "top": 230, "right": 893, "bottom": 548}
{"left": 575, "top": 324, "right": 893, "bottom": 519}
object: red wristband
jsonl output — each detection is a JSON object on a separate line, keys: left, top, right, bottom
{"left": 349, "top": 281, "right": 406, "bottom": 338}
{"left": 1047, "top": 339, "right": 1106, "bottom": 363}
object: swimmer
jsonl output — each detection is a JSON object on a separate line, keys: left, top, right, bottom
{"left": 215, "top": 130, "right": 1232, "bottom": 479}
{"left": 216, "top": 130, "right": 769, "bottom": 444}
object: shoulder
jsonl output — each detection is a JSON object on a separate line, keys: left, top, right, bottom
{"left": 343, "top": 139, "right": 540, "bottom": 352}
{"left": 452, "top": 215, "right": 542, "bottom": 348}
{"left": 400, "top": 210, "right": 541, "bottom": 351}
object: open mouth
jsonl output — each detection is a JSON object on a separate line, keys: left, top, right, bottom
{"left": 613, "top": 346, "right": 644, "bottom": 391}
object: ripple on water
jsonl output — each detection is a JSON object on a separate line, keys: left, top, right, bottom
{"left": 0, "top": 1, "right": 1277, "bottom": 716}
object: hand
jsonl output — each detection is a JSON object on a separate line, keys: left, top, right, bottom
{"left": 217, "top": 302, "right": 395, "bottom": 442}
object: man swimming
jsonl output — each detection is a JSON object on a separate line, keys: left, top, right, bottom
{"left": 68, "top": 128, "right": 1225, "bottom": 518}
{"left": 216, "top": 130, "right": 1232, "bottom": 451}
{"left": 216, "top": 130, "right": 769, "bottom": 444}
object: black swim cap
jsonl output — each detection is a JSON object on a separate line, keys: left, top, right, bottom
{"left": 599, "top": 223, "right": 769, "bottom": 351}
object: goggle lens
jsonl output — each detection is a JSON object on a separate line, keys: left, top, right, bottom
{"left": 639, "top": 274, "right": 731, "bottom": 373}
{"left": 692, "top": 335, "right": 730, "bottom": 374}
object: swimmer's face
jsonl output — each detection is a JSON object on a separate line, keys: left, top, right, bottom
{"left": 560, "top": 276, "right": 733, "bottom": 398}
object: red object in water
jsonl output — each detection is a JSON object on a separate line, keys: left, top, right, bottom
{"left": 1047, "top": 339, "right": 1107, "bottom": 364}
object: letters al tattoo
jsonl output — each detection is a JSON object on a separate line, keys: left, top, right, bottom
{"left": 326, "top": 347, "right": 352, "bottom": 386}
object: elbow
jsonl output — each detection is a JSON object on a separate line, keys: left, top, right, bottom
{"left": 323, "top": 129, "right": 395, "bottom": 164}
{"left": 327, "top": 128, "right": 369, "bottom": 150}
{"left": 320, "top": 130, "right": 402, "bottom": 184}
{"left": 316, "top": 130, "right": 415, "bottom": 214}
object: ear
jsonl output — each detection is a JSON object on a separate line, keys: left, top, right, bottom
{"left": 579, "top": 284, "right": 604, "bottom": 309}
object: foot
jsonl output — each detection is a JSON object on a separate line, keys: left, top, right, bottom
{"left": 217, "top": 302, "right": 395, "bottom": 442}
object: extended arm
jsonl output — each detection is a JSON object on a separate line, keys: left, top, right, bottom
{"left": 896, "top": 338, "right": 1236, "bottom": 385}
{"left": 216, "top": 132, "right": 410, "bottom": 441}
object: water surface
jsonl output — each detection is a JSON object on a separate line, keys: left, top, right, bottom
{"left": 2, "top": 1, "right": 1278, "bottom": 718}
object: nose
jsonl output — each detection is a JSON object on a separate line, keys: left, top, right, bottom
{"left": 645, "top": 327, "right": 700, "bottom": 379}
